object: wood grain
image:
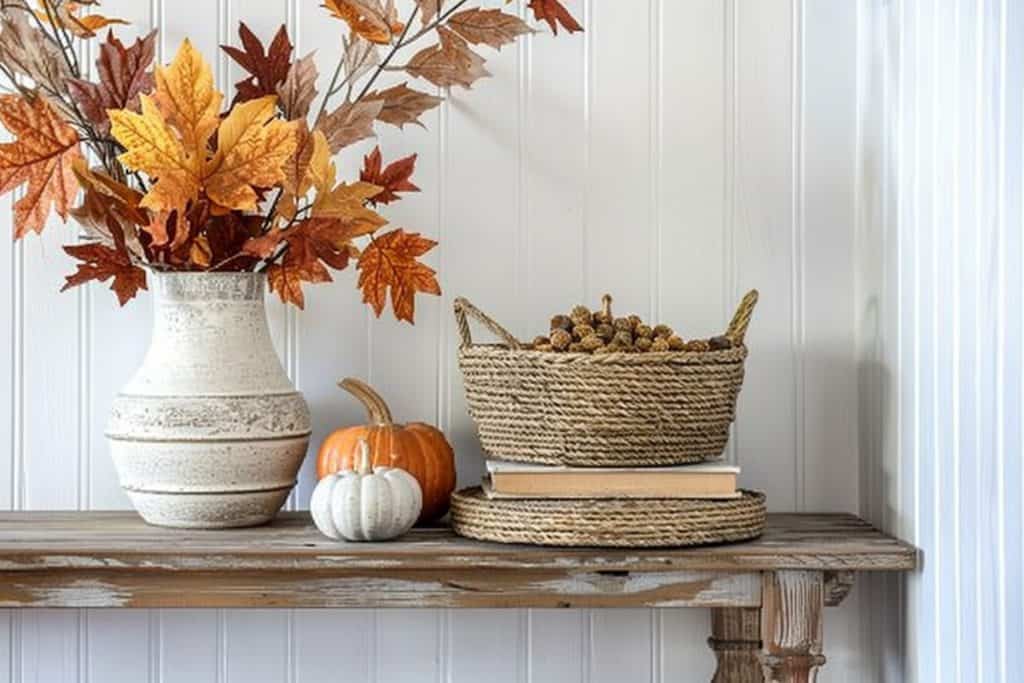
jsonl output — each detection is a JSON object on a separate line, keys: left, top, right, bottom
{"left": 759, "top": 571, "right": 825, "bottom": 683}
{"left": 0, "top": 512, "right": 915, "bottom": 609}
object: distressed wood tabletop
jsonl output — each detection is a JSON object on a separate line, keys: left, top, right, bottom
{"left": 0, "top": 511, "right": 915, "bottom": 610}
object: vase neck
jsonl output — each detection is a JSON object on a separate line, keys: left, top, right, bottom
{"left": 121, "top": 272, "right": 296, "bottom": 397}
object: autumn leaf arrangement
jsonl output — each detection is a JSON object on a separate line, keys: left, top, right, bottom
{"left": 0, "top": 0, "right": 581, "bottom": 322}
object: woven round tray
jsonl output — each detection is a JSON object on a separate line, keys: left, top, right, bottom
{"left": 454, "top": 291, "right": 758, "bottom": 467}
{"left": 450, "top": 487, "right": 766, "bottom": 548}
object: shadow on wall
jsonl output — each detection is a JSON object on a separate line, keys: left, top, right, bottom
{"left": 856, "top": 293, "right": 908, "bottom": 681}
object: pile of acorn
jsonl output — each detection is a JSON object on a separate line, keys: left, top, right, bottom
{"left": 529, "top": 294, "right": 733, "bottom": 354}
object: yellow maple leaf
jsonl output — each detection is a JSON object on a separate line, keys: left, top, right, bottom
{"left": 110, "top": 43, "right": 298, "bottom": 214}
{"left": 312, "top": 180, "right": 386, "bottom": 237}
{"left": 204, "top": 96, "right": 298, "bottom": 211}
{"left": 153, "top": 39, "right": 221, "bottom": 152}
{"left": 109, "top": 95, "right": 200, "bottom": 212}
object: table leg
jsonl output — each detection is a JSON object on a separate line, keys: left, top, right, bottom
{"left": 758, "top": 570, "right": 826, "bottom": 683}
{"left": 708, "top": 607, "right": 763, "bottom": 682}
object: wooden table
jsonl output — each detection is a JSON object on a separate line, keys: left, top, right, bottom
{"left": 0, "top": 512, "right": 916, "bottom": 682}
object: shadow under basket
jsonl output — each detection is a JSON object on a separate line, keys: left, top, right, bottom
{"left": 454, "top": 290, "right": 759, "bottom": 467}
{"left": 450, "top": 487, "right": 767, "bottom": 548}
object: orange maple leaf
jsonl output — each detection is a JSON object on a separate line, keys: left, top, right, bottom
{"left": 357, "top": 228, "right": 440, "bottom": 323}
{"left": 0, "top": 94, "right": 83, "bottom": 237}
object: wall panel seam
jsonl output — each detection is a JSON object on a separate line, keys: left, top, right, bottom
{"left": 649, "top": 0, "right": 662, "bottom": 323}
{"left": 723, "top": 0, "right": 738, "bottom": 467}
{"left": 791, "top": 0, "right": 806, "bottom": 513}
{"left": 995, "top": 3, "right": 1009, "bottom": 680}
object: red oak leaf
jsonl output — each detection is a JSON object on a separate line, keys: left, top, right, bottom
{"left": 359, "top": 146, "right": 419, "bottom": 205}
{"left": 528, "top": 0, "right": 582, "bottom": 35}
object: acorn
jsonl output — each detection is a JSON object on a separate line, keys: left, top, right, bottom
{"left": 667, "top": 335, "right": 686, "bottom": 351}
{"left": 531, "top": 335, "right": 550, "bottom": 348}
{"left": 550, "top": 328, "right": 572, "bottom": 351}
{"left": 570, "top": 305, "right": 592, "bottom": 327}
{"left": 650, "top": 337, "right": 670, "bottom": 352}
{"left": 709, "top": 335, "right": 733, "bottom": 350}
{"left": 635, "top": 324, "right": 653, "bottom": 339}
{"left": 595, "top": 323, "right": 616, "bottom": 342}
{"left": 572, "top": 323, "right": 595, "bottom": 341}
{"left": 550, "top": 314, "right": 573, "bottom": 332}
{"left": 635, "top": 337, "right": 653, "bottom": 352}
{"left": 653, "top": 324, "right": 673, "bottom": 339}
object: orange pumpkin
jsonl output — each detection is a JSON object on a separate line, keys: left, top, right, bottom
{"left": 316, "top": 378, "right": 456, "bottom": 523}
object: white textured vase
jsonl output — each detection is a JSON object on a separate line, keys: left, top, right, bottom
{"left": 107, "top": 272, "right": 311, "bottom": 528}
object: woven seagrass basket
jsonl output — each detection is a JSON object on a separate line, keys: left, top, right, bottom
{"left": 450, "top": 487, "right": 767, "bottom": 548}
{"left": 454, "top": 290, "right": 758, "bottom": 467}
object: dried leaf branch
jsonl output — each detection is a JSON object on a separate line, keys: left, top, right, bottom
{"left": 0, "top": 0, "right": 582, "bottom": 322}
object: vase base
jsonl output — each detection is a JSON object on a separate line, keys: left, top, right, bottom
{"left": 125, "top": 486, "right": 294, "bottom": 529}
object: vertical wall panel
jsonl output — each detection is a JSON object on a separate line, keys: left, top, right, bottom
{"left": 589, "top": 610, "right": 651, "bottom": 683}
{"left": 861, "top": 1, "right": 1024, "bottom": 681}
{"left": 733, "top": 0, "right": 797, "bottom": 510}
{"left": 293, "top": 610, "right": 373, "bottom": 683}
{"left": 448, "top": 611, "right": 521, "bottom": 683}
{"left": 657, "top": 0, "right": 726, "bottom": 342}
{"left": 527, "top": 611, "right": 584, "bottom": 683}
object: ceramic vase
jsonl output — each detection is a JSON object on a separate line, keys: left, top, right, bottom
{"left": 106, "top": 272, "right": 311, "bottom": 528}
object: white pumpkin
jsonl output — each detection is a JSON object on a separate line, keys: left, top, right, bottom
{"left": 310, "top": 439, "right": 423, "bottom": 541}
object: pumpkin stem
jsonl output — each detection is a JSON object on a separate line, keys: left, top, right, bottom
{"left": 339, "top": 377, "right": 393, "bottom": 424}
{"left": 355, "top": 439, "right": 372, "bottom": 475}
{"left": 601, "top": 293, "right": 613, "bottom": 319}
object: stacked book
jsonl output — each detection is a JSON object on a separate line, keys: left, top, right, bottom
{"left": 483, "top": 460, "right": 741, "bottom": 501}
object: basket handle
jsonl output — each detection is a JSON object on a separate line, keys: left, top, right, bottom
{"left": 453, "top": 297, "right": 523, "bottom": 350}
{"left": 724, "top": 289, "right": 759, "bottom": 346}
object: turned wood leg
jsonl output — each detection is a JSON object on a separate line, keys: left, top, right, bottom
{"left": 709, "top": 607, "right": 763, "bottom": 682}
{"left": 758, "top": 571, "right": 826, "bottom": 683}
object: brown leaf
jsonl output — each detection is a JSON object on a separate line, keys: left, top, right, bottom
{"left": 363, "top": 82, "right": 442, "bottom": 129}
{"left": 0, "top": 13, "right": 71, "bottom": 98}
{"left": 205, "top": 213, "right": 261, "bottom": 270}
{"left": 342, "top": 34, "right": 380, "bottom": 85}
{"left": 316, "top": 99, "right": 383, "bottom": 153}
{"left": 221, "top": 22, "right": 294, "bottom": 105}
{"left": 61, "top": 242, "right": 147, "bottom": 306}
{"left": 322, "top": 0, "right": 403, "bottom": 45}
{"left": 405, "top": 28, "right": 490, "bottom": 89}
{"left": 266, "top": 236, "right": 332, "bottom": 309}
{"left": 276, "top": 52, "right": 318, "bottom": 120}
{"left": 448, "top": 8, "right": 533, "bottom": 50}
{"left": 72, "top": 160, "right": 149, "bottom": 227}
{"left": 414, "top": 0, "right": 441, "bottom": 25}
{"left": 357, "top": 228, "right": 440, "bottom": 323}
{"left": 0, "top": 94, "right": 82, "bottom": 237}
{"left": 68, "top": 30, "right": 157, "bottom": 133}
{"left": 70, "top": 161, "right": 148, "bottom": 255}
{"left": 527, "top": 0, "right": 583, "bottom": 35}
{"left": 242, "top": 227, "right": 285, "bottom": 259}
{"left": 359, "top": 146, "right": 418, "bottom": 205}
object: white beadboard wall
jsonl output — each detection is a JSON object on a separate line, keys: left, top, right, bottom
{"left": 0, "top": 1, "right": 868, "bottom": 681}
{"left": 857, "top": 1, "right": 1023, "bottom": 682}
